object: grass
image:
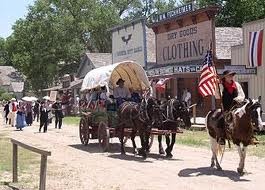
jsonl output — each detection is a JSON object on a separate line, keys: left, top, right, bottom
{"left": 176, "top": 129, "right": 265, "bottom": 157}
{"left": 0, "top": 137, "right": 39, "bottom": 172}
{"left": 0, "top": 135, "right": 39, "bottom": 189}
{"left": 63, "top": 116, "right": 81, "bottom": 126}
{"left": 176, "top": 130, "right": 209, "bottom": 147}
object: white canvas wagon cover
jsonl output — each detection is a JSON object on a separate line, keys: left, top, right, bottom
{"left": 81, "top": 61, "right": 150, "bottom": 92}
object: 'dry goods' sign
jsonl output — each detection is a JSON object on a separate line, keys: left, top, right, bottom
{"left": 156, "top": 20, "right": 213, "bottom": 65}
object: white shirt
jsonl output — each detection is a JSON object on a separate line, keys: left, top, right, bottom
{"left": 113, "top": 87, "right": 131, "bottom": 99}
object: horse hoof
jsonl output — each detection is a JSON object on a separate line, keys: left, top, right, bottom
{"left": 137, "top": 148, "right": 145, "bottom": 156}
{"left": 217, "top": 166, "right": 222, "bottom": 171}
{"left": 121, "top": 150, "right": 126, "bottom": 155}
{"left": 133, "top": 149, "right": 137, "bottom": 155}
{"left": 210, "top": 163, "right": 215, "bottom": 168}
{"left": 237, "top": 168, "right": 244, "bottom": 175}
{"left": 159, "top": 148, "right": 165, "bottom": 155}
{"left": 166, "top": 152, "right": 173, "bottom": 158}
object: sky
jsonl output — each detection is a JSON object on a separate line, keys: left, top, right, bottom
{"left": 0, "top": 0, "right": 35, "bottom": 38}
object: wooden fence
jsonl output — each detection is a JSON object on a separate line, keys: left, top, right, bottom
{"left": 10, "top": 139, "right": 51, "bottom": 190}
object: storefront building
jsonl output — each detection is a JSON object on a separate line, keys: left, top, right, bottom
{"left": 147, "top": 3, "right": 242, "bottom": 115}
{"left": 231, "top": 18, "right": 265, "bottom": 118}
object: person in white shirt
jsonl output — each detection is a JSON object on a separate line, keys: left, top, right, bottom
{"left": 113, "top": 78, "right": 131, "bottom": 99}
{"left": 113, "top": 78, "right": 131, "bottom": 106}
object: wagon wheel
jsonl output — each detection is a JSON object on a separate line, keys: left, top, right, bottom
{"left": 148, "top": 134, "right": 154, "bottom": 149}
{"left": 98, "top": 122, "right": 110, "bottom": 152}
{"left": 79, "top": 117, "right": 89, "bottom": 145}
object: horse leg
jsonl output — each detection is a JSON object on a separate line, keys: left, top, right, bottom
{"left": 119, "top": 128, "right": 125, "bottom": 155}
{"left": 165, "top": 135, "right": 173, "bottom": 158}
{"left": 137, "top": 129, "right": 147, "bottom": 158}
{"left": 144, "top": 130, "right": 150, "bottom": 153}
{"left": 131, "top": 130, "right": 137, "bottom": 155}
{"left": 168, "top": 133, "right": 176, "bottom": 157}
{"left": 158, "top": 135, "right": 165, "bottom": 155}
{"left": 237, "top": 145, "right": 247, "bottom": 175}
{"left": 210, "top": 136, "right": 222, "bottom": 170}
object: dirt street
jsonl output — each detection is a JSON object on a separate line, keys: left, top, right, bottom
{"left": 1, "top": 115, "right": 265, "bottom": 190}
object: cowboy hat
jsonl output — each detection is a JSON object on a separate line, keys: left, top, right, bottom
{"left": 116, "top": 78, "right": 125, "bottom": 85}
{"left": 222, "top": 70, "right": 236, "bottom": 78}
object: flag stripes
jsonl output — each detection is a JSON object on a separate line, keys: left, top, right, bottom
{"left": 249, "top": 30, "right": 263, "bottom": 67}
{"left": 198, "top": 50, "right": 217, "bottom": 97}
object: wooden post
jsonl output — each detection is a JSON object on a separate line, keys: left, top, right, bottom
{"left": 39, "top": 155, "right": 48, "bottom": 190}
{"left": 13, "top": 143, "right": 18, "bottom": 183}
{"left": 193, "top": 105, "right": 196, "bottom": 124}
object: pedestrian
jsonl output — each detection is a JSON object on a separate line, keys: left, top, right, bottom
{"left": 52, "top": 98, "right": 64, "bottom": 129}
{"left": 9, "top": 98, "right": 18, "bottom": 127}
{"left": 33, "top": 100, "right": 40, "bottom": 122}
{"left": 3, "top": 101, "right": 10, "bottom": 124}
{"left": 16, "top": 102, "right": 26, "bottom": 131}
{"left": 25, "top": 102, "right": 33, "bottom": 126}
{"left": 39, "top": 101, "right": 50, "bottom": 133}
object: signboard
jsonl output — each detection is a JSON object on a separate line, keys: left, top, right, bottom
{"left": 112, "top": 20, "right": 146, "bottom": 67}
{"left": 156, "top": 20, "right": 213, "bottom": 65}
{"left": 151, "top": 3, "right": 196, "bottom": 23}
{"left": 50, "top": 91, "right": 57, "bottom": 102}
{"left": 147, "top": 65, "right": 202, "bottom": 76}
{"left": 217, "top": 65, "right": 257, "bottom": 75}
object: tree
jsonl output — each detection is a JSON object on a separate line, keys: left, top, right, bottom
{"left": 0, "top": 37, "right": 11, "bottom": 66}
{"left": 195, "top": 0, "right": 265, "bottom": 27}
{"left": 7, "top": 0, "right": 180, "bottom": 93}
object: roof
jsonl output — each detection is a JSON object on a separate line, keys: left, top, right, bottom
{"left": 76, "top": 53, "right": 112, "bottom": 79}
{"left": 86, "top": 53, "right": 112, "bottom": 68}
{"left": 0, "top": 66, "right": 24, "bottom": 93}
{"left": 215, "top": 27, "right": 243, "bottom": 60}
{"left": 42, "top": 85, "right": 62, "bottom": 92}
{"left": 146, "top": 27, "right": 156, "bottom": 63}
{"left": 0, "top": 66, "right": 22, "bottom": 85}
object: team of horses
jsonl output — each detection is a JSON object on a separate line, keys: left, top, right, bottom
{"left": 116, "top": 95, "right": 264, "bottom": 175}
{"left": 117, "top": 96, "right": 192, "bottom": 158}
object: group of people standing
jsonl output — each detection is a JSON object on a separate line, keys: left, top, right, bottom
{"left": 2, "top": 97, "right": 64, "bottom": 132}
{"left": 3, "top": 98, "right": 34, "bottom": 130}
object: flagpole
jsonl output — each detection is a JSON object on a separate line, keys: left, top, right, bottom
{"left": 209, "top": 41, "right": 223, "bottom": 111}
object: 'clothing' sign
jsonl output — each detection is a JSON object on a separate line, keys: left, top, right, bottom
{"left": 156, "top": 20, "right": 213, "bottom": 65}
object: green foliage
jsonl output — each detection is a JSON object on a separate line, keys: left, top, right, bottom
{"left": 5, "top": 0, "right": 184, "bottom": 93}
{"left": 0, "top": 37, "right": 11, "bottom": 66}
{"left": 0, "top": 92, "right": 15, "bottom": 101}
{"left": 63, "top": 116, "right": 81, "bottom": 126}
{"left": 195, "top": 0, "right": 265, "bottom": 27}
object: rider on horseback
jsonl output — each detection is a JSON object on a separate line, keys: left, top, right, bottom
{"left": 216, "top": 70, "right": 245, "bottom": 145}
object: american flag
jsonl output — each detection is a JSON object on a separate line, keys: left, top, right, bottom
{"left": 198, "top": 50, "right": 217, "bottom": 97}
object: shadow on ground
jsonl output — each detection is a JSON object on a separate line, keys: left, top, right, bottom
{"left": 0, "top": 182, "right": 19, "bottom": 190}
{"left": 108, "top": 153, "right": 183, "bottom": 163}
{"left": 69, "top": 143, "right": 129, "bottom": 154}
{"left": 178, "top": 167, "right": 251, "bottom": 182}
{"left": 69, "top": 143, "right": 183, "bottom": 163}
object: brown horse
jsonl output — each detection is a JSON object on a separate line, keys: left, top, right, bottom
{"left": 117, "top": 97, "right": 161, "bottom": 158}
{"left": 206, "top": 98, "right": 264, "bottom": 175}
